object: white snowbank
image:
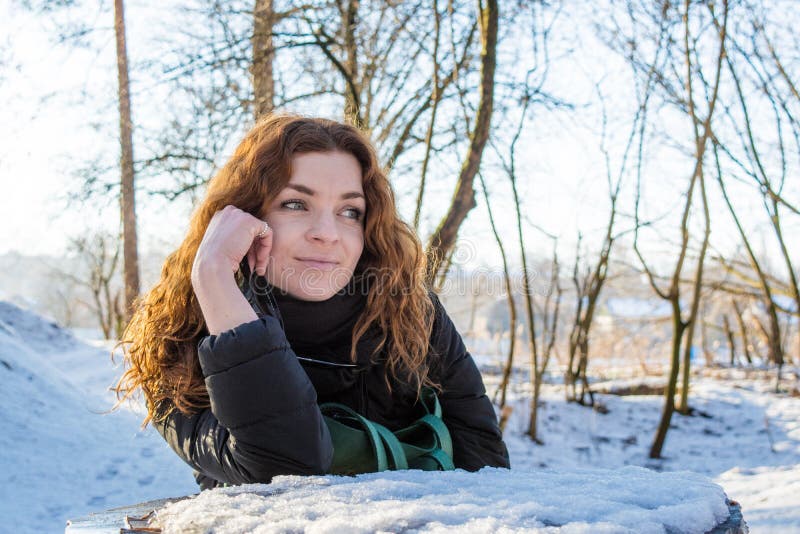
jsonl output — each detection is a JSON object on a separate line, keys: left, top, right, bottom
{"left": 0, "top": 300, "right": 80, "bottom": 354}
{"left": 155, "top": 468, "right": 730, "bottom": 534}
{"left": 0, "top": 301, "right": 196, "bottom": 534}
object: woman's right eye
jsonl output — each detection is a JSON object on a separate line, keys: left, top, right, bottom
{"left": 281, "top": 200, "right": 305, "bottom": 210}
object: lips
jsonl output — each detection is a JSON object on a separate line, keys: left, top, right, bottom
{"left": 296, "top": 257, "right": 340, "bottom": 271}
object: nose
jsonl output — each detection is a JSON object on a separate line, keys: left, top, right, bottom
{"left": 306, "top": 210, "right": 339, "bottom": 243}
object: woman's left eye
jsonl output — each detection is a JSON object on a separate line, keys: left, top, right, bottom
{"left": 342, "top": 207, "right": 363, "bottom": 220}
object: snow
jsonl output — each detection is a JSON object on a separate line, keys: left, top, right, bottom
{"left": 717, "top": 465, "right": 800, "bottom": 532}
{"left": 0, "top": 302, "right": 196, "bottom": 534}
{"left": 154, "top": 468, "right": 729, "bottom": 534}
{"left": 499, "top": 376, "right": 800, "bottom": 476}
{"left": 1, "top": 300, "right": 798, "bottom": 532}
{"left": 495, "top": 375, "right": 800, "bottom": 531}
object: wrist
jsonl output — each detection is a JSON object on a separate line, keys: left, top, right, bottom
{"left": 191, "top": 261, "right": 257, "bottom": 335}
{"left": 192, "top": 256, "right": 234, "bottom": 287}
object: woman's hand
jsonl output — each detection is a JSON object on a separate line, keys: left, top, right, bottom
{"left": 192, "top": 205, "right": 273, "bottom": 278}
{"left": 191, "top": 205, "right": 272, "bottom": 335}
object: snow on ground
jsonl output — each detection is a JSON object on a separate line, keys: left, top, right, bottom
{"left": 1, "top": 301, "right": 798, "bottom": 532}
{"left": 0, "top": 303, "right": 196, "bottom": 534}
{"left": 490, "top": 370, "right": 800, "bottom": 532}
{"left": 717, "top": 465, "right": 800, "bottom": 532}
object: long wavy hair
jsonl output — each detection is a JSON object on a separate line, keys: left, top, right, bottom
{"left": 115, "top": 114, "right": 436, "bottom": 425}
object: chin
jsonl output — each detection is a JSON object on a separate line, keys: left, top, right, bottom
{"left": 285, "top": 283, "right": 342, "bottom": 302}
{"left": 269, "top": 267, "right": 355, "bottom": 302}
{"left": 297, "top": 289, "right": 337, "bottom": 301}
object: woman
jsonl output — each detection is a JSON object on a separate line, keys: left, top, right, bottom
{"left": 116, "top": 114, "right": 509, "bottom": 490}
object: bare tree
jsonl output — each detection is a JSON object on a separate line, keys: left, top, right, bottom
{"left": 564, "top": 85, "right": 628, "bottom": 407}
{"left": 252, "top": 0, "right": 276, "bottom": 119}
{"left": 114, "top": 0, "right": 140, "bottom": 322}
{"left": 722, "top": 314, "right": 737, "bottom": 365}
{"left": 473, "top": 0, "right": 563, "bottom": 441}
{"left": 731, "top": 298, "right": 754, "bottom": 365}
{"left": 286, "top": 0, "right": 501, "bottom": 281}
{"left": 479, "top": 170, "right": 517, "bottom": 424}
{"left": 118, "top": 1, "right": 314, "bottom": 201}
{"left": 613, "top": 0, "right": 728, "bottom": 458}
{"left": 58, "top": 234, "right": 125, "bottom": 340}
{"left": 529, "top": 244, "right": 562, "bottom": 442}
{"left": 120, "top": 0, "right": 483, "bottom": 219}
{"left": 491, "top": 91, "right": 563, "bottom": 442}
{"left": 425, "top": 0, "right": 498, "bottom": 285}
{"left": 705, "top": 3, "right": 800, "bottom": 365}
{"left": 712, "top": 146, "right": 785, "bottom": 376}
{"left": 413, "top": 0, "right": 443, "bottom": 231}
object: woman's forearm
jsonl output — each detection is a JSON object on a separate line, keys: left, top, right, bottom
{"left": 189, "top": 205, "right": 272, "bottom": 334}
{"left": 191, "top": 260, "right": 258, "bottom": 335}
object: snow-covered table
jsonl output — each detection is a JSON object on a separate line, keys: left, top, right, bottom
{"left": 65, "top": 467, "right": 747, "bottom": 533}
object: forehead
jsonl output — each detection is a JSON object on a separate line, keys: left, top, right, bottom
{"left": 287, "top": 151, "right": 364, "bottom": 194}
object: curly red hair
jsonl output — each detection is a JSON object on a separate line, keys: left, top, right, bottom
{"left": 115, "top": 114, "right": 435, "bottom": 425}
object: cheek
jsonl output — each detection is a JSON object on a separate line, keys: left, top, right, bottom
{"left": 345, "top": 229, "right": 365, "bottom": 264}
{"left": 265, "top": 219, "right": 300, "bottom": 254}
{"left": 269, "top": 234, "right": 287, "bottom": 257}
{"left": 266, "top": 233, "right": 294, "bottom": 271}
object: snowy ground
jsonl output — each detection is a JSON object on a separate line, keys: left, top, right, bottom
{"left": 0, "top": 303, "right": 197, "bottom": 534}
{"left": 485, "top": 361, "right": 800, "bottom": 533}
{"left": 1, "top": 301, "right": 797, "bottom": 532}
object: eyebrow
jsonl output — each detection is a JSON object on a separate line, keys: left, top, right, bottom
{"left": 285, "top": 183, "right": 365, "bottom": 200}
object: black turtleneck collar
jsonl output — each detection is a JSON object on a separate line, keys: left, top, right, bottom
{"left": 270, "top": 283, "right": 368, "bottom": 350}
{"left": 238, "top": 260, "right": 376, "bottom": 358}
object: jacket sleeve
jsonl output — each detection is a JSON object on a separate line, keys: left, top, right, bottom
{"left": 429, "top": 293, "right": 511, "bottom": 470}
{"left": 153, "top": 315, "right": 333, "bottom": 487}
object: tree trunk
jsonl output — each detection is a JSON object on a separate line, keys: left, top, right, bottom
{"left": 479, "top": 173, "right": 516, "bottom": 412}
{"left": 425, "top": 0, "right": 498, "bottom": 285}
{"left": 732, "top": 299, "right": 752, "bottom": 364}
{"left": 566, "top": 243, "right": 585, "bottom": 402}
{"left": 519, "top": 198, "right": 538, "bottom": 442}
{"left": 651, "top": 306, "right": 685, "bottom": 458}
{"left": 343, "top": 0, "right": 362, "bottom": 127}
{"left": 251, "top": 0, "right": 275, "bottom": 119}
{"left": 578, "top": 345, "right": 593, "bottom": 405}
{"left": 678, "top": 317, "right": 697, "bottom": 415}
{"left": 413, "top": 0, "right": 442, "bottom": 231}
{"left": 678, "top": 171, "right": 710, "bottom": 415}
{"left": 723, "top": 315, "right": 736, "bottom": 365}
{"left": 497, "top": 296, "right": 517, "bottom": 410}
{"left": 701, "top": 313, "right": 712, "bottom": 365}
{"left": 764, "top": 196, "right": 799, "bottom": 362}
{"left": 713, "top": 145, "right": 783, "bottom": 369}
{"left": 764, "top": 300, "right": 784, "bottom": 367}
{"left": 114, "top": 0, "right": 140, "bottom": 325}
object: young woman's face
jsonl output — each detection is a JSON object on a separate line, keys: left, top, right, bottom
{"left": 263, "top": 151, "right": 366, "bottom": 301}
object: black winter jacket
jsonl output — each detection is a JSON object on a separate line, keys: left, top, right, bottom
{"left": 154, "top": 283, "right": 510, "bottom": 489}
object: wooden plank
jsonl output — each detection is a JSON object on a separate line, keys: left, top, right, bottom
{"left": 65, "top": 496, "right": 189, "bottom": 533}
